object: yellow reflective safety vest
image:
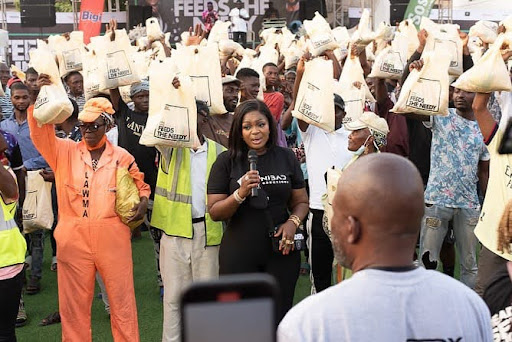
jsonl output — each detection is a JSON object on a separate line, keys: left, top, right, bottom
{"left": 0, "top": 174, "right": 27, "bottom": 268}
{"left": 151, "top": 139, "right": 225, "bottom": 246}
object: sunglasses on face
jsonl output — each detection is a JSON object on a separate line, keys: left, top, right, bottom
{"left": 78, "top": 122, "right": 105, "bottom": 132}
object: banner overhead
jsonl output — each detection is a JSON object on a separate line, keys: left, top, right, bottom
{"left": 404, "top": 0, "right": 436, "bottom": 27}
{"left": 79, "top": 0, "right": 104, "bottom": 43}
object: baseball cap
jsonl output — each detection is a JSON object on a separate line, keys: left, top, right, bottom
{"left": 222, "top": 75, "right": 241, "bottom": 86}
{"left": 334, "top": 93, "right": 345, "bottom": 111}
{"left": 344, "top": 111, "right": 389, "bottom": 136}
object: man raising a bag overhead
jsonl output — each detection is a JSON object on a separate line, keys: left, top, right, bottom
{"left": 29, "top": 74, "right": 150, "bottom": 342}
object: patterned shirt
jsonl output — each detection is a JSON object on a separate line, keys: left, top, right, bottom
{"left": 202, "top": 10, "right": 219, "bottom": 32}
{"left": 424, "top": 108, "right": 490, "bottom": 209}
{"left": 68, "top": 93, "right": 86, "bottom": 112}
{"left": 0, "top": 87, "right": 13, "bottom": 120}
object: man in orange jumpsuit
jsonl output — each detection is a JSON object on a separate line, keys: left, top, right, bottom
{"left": 28, "top": 92, "right": 150, "bottom": 341}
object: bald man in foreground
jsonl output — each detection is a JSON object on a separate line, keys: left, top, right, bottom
{"left": 278, "top": 154, "right": 492, "bottom": 341}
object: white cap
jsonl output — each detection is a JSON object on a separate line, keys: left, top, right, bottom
{"left": 344, "top": 111, "right": 390, "bottom": 136}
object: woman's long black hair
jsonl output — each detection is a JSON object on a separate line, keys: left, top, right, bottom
{"left": 228, "top": 99, "right": 277, "bottom": 161}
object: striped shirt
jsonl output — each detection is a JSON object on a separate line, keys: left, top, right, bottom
{"left": 68, "top": 93, "right": 86, "bottom": 112}
{"left": 0, "top": 88, "right": 13, "bottom": 121}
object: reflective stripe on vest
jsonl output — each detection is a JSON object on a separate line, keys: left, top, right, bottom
{"left": 151, "top": 139, "right": 225, "bottom": 246}
{"left": 0, "top": 195, "right": 27, "bottom": 268}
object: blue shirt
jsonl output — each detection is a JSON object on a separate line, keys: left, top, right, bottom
{"left": 0, "top": 114, "right": 48, "bottom": 170}
{"left": 284, "top": 118, "right": 308, "bottom": 180}
{"left": 424, "top": 108, "right": 490, "bottom": 209}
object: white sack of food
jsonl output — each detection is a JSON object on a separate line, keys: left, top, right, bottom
{"left": 146, "top": 17, "right": 164, "bottom": 41}
{"left": 332, "top": 26, "right": 350, "bottom": 48}
{"left": 469, "top": 20, "right": 498, "bottom": 44}
{"left": 29, "top": 48, "right": 73, "bottom": 125}
{"left": 333, "top": 80, "right": 365, "bottom": 124}
{"left": 218, "top": 39, "right": 245, "bottom": 59}
{"left": 174, "top": 45, "right": 226, "bottom": 114}
{"left": 420, "top": 17, "right": 463, "bottom": 76}
{"left": 322, "top": 167, "right": 342, "bottom": 241}
{"left": 208, "top": 21, "right": 232, "bottom": 44}
{"left": 82, "top": 49, "right": 105, "bottom": 100}
{"left": 260, "top": 27, "right": 282, "bottom": 48}
{"left": 101, "top": 29, "right": 141, "bottom": 89}
{"left": 140, "top": 59, "right": 199, "bottom": 148}
{"left": 366, "top": 43, "right": 376, "bottom": 61}
{"left": 351, "top": 9, "right": 374, "bottom": 47}
{"left": 131, "top": 49, "right": 152, "bottom": 80}
{"left": 398, "top": 20, "right": 419, "bottom": 60}
{"left": 332, "top": 27, "right": 350, "bottom": 61}
{"left": 368, "top": 43, "right": 407, "bottom": 80}
{"left": 278, "top": 27, "right": 296, "bottom": 51}
{"left": 452, "top": 33, "right": 512, "bottom": 93}
{"left": 48, "top": 32, "right": 85, "bottom": 77}
{"left": 303, "top": 12, "right": 339, "bottom": 56}
{"left": 23, "top": 171, "right": 54, "bottom": 233}
{"left": 283, "top": 41, "right": 303, "bottom": 70}
{"left": 373, "top": 22, "right": 394, "bottom": 42}
{"left": 235, "top": 48, "right": 258, "bottom": 75}
{"left": 391, "top": 50, "right": 451, "bottom": 116}
{"left": 500, "top": 16, "right": 512, "bottom": 33}
{"left": 251, "top": 45, "right": 278, "bottom": 93}
{"left": 292, "top": 58, "right": 335, "bottom": 132}
{"left": 468, "top": 36, "right": 485, "bottom": 63}
{"left": 339, "top": 52, "right": 376, "bottom": 103}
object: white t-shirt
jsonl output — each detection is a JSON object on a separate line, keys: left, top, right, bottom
{"left": 190, "top": 141, "right": 207, "bottom": 219}
{"left": 229, "top": 8, "right": 249, "bottom": 32}
{"left": 300, "top": 125, "right": 352, "bottom": 210}
{"left": 106, "top": 126, "right": 118, "bottom": 146}
{"left": 278, "top": 268, "right": 493, "bottom": 342}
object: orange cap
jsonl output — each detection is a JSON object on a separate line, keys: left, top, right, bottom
{"left": 78, "top": 98, "right": 115, "bottom": 123}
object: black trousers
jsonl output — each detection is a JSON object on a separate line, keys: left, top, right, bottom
{"left": 0, "top": 270, "right": 24, "bottom": 342}
{"left": 220, "top": 241, "right": 300, "bottom": 321}
{"left": 310, "top": 209, "right": 333, "bottom": 292}
{"left": 233, "top": 32, "right": 247, "bottom": 48}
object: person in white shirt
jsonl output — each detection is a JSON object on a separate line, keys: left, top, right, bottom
{"left": 229, "top": 0, "right": 249, "bottom": 47}
{"left": 298, "top": 93, "right": 352, "bottom": 293}
{"left": 278, "top": 153, "right": 493, "bottom": 342}
{"left": 154, "top": 99, "right": 225, "bottom": 342}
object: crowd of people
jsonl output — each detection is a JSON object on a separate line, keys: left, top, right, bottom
{"left": 0, "top": 9, "right": 511, "bottom": 342}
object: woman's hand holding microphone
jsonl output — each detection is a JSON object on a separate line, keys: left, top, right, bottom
{"left": 236, "top": 170, "right": 260, "bottom": 200}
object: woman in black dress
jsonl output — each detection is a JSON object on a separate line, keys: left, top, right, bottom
{"left": 207, "top": 100, "right": 309, "bottom": 318}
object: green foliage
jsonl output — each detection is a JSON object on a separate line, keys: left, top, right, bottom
{"left": 13, "top": 0, "right": 73, "bottom": 12}
{"left": 55, "top": 0, "right": 73, "bottom": 13}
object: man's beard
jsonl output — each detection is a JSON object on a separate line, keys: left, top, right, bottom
{"left": 332, "top": 233, "right": 350, "bottom": 269}
{"left": 14, "top": 105, "right": 29, "bottom": 112}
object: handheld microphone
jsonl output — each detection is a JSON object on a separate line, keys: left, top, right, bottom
{"left": 247, "top": 149, "right": 258, "bottom": 197}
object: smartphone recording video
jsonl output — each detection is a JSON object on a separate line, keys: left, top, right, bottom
{"left": 180, "top": 274, "right": 279, "bottom": 342}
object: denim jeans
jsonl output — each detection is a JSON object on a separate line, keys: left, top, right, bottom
{"left": 29, "top": 229, "right": 45, "bottom": 279}
{"left": 419, "top": 204, "right": 480, "bottom": 288}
